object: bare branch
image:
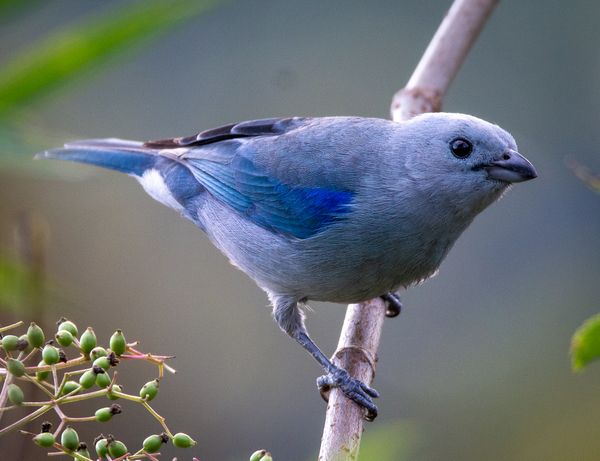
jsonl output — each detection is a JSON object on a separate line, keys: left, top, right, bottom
{"left": 319, "top": 1, "right": 499, "bottom": 460}
{"left": 318, "top": 300, "right": 385, "bottom": 461}
{"left": 391, "top": 0, "right": 499, "bottom": 121}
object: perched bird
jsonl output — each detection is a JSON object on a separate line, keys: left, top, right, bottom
{"left": 39, "top": 113, "right": 537, "bottom": 420}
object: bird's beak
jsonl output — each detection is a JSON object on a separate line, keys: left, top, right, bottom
{"left": 482, "top": 150, "right": 537, "bottom": 183}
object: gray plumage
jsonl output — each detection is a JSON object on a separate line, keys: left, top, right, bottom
{"left": 39, "top": 112, "right": 537, "bottom": 420}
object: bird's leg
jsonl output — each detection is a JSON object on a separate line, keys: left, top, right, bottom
{"left": 380, "top": 292, "right": 402, "bottom": 317}
{"left": 270, "top": 295, "right": 379, "bottom": 421}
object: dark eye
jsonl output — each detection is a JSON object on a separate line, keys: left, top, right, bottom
{"left": 450, "top": 138, "right": 473, "bottom": 159}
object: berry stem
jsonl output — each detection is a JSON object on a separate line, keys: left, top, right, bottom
{"left": 0, "top": 403, "right": 53, "bottom": 436}
{"left": 21, "top": 372, "right": 56, "bottom": 398}
{"left": 62, "top": 415, "right": 96, "bottom": 423}
{"left": 0, "top": 321, "right": 24, "bottom": 333}
{"left": 0, "top": 368, "right": 15, "bottom": 425}
{"left": 26, "top": 356, "right": 88, "bottom": 373}
{"left": 142, "top": 401, "right": 173, "bottom": 437}
{"left": 51, "top": 442, "right": 93, "bottom": 461}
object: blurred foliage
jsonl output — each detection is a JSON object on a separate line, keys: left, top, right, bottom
{"left": 324, "top": 420, "right": 417, "bottom": 461}
{"left": 566, "top": 159, "right": 600, "bottom": 193}
{"left": 0, "top": 0, "right": 222, "bottom": 170}
{"left": 0, "top": 255, "right": 41, "bottom": 313}
{"left": 569, "top": 163, "right": 599, "bottom": 372}
{"left": 0, "top": 0, "right": 41, "bottom": 23}
{"left": 571, "top": 313, "right": 600, "bottom": 371}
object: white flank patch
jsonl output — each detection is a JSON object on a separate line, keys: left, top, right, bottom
{"left": 136, "top": 169, "right": 183, "bottom": 211}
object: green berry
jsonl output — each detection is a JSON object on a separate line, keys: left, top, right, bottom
{"left": 27, "top": 323, "right": 45, "bottom": 348}
{"left": 7, "top": 383, "right": 24, "bottom": 405}
{"left": 36, "top": 361, "right": 50, "bottom": 381}
{"left": 250, "top": 449, "right": 269, "bottom": 461}
{"left": 172, "top": 432, "right": 196, "bottom": 448}
{"left": 93, "top": 356, "right": 110, "bottom": 371}
{"left": 107, "top": 384, "right": 122, "bottom": 400}
{"left": 95, "top": 407, "right": 112, "bottom": 423}
{"left": 55, "top": 330, "right": 74, "bottom": 347}
{"left": 107, "top": 439, "right": 127, "bottom": 458}
{"left": 2, "top": 334, "right": 19, "bottom": 352}
{"left": 250, "top": 449, "right": 267, "bottom": 461}
{"left": 261, "top": 454, "right": 273, "bottom": 461}
{"left": 7, "top": 358, "right": 25, "bottom": 377}
{"left": 109, "top": 330, "right": 126, "bottom": 356}
{"left": 33, "top": 432, "right": 55, "bottom": 448}
{"left": 42, "top": 344, "right": 59, "bottom": 365}
{"left": 95, "top": 404, "right": 121, "bottom": 422}
{"left": 61, "top": 426, "right": 79, "bottom": 451}
{"left": 79, "top": 369, "right": 96, "bottom": 389}
{"left": 94, "top": 437, "right": 108, "bottom": 458}
{"left": 95, "top": 371, "right": 111, "bottom": 388}
{"left": 79, "top": 327, "right": 96, "bottom": 355}
{"left": 142, "top": 433, "right": 168, "bottom": 453}
{"left": 57, "top": 319, "right": 78, "bottom": 338}
{"left": 90, "top": 347, "right": 108, "bottom": 361}
{"left": 61, "top": 380, "right": 79, "bottom": 396}
{"left": 18, "top": 335, "right": 33, "bottom": 353}
{"left": 139, "top": 379, "right": 159, "bottom": 401}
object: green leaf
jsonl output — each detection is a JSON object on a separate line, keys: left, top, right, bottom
{"left": 571, "top": 313, "right": 600, "bottom": 371}
{"left": 0, "top": 255, "right": 35, "bottom": 312}
{"left": 0, "top": 0, "right": 222, "bottom": 117}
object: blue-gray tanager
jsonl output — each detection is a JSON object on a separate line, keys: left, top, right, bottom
{"left": 39, "top": 113, "right": 537, "bottom": 420}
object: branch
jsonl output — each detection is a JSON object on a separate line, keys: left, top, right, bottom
{"left": 391, "top": 0, "right": 499, "bottom": 122}
{"left": 318, "top": 300, "right": 385, "bottom": 461}
{"left": 318, "top": 1, "right": 499, "bottom": 460}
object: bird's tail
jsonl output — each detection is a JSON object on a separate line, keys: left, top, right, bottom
{"left": 39, "top": 138, "right": 208, "bottom": 223}
{"left": 37, "top": 138, "right": 157, "bottom": 176}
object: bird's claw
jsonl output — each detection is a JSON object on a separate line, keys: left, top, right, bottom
{"left": 381, "top": 292, "right": 402, "bottom": 318}
{"left": 317, "top": 368, "right": 379, "bottom": 421}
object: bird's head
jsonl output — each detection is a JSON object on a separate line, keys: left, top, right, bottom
{"left": 394, "top": 112, "right": 537, "bottom": 216}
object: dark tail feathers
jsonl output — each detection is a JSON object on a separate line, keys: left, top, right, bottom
{"left": 37, "top": 138, "right": 156, "bottom": 176}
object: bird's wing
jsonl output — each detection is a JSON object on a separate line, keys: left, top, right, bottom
{"left": 147, "top": 117, "right": 356, "bottom": 239}
{"left": 144, "top": 117, "right": 304, "bottom": 148}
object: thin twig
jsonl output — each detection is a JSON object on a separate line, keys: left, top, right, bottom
{"left": 318, "top": 1, "right": 499, "bottom": 460}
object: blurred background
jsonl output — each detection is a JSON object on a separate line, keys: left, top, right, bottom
{"left": 0, "top": 0, "right": 599, "bottom": 459}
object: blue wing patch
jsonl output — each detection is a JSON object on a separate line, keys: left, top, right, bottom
{"left": 186, "top": 155, "right": 353, "bottom": 239}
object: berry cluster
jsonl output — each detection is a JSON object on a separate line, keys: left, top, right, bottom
{"left": 0, "top": 318, "right": 196, "bottom": 460}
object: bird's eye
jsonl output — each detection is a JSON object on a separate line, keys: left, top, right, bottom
{"left": 450, "top": 138, "right": 473, "bottom": 159}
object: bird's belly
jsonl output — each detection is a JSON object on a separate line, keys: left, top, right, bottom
{"left": 199, "top": 199, "right": 456, "bottom": 303}
{"left": 300, "top": 243, "right": 448, "bottom": 303}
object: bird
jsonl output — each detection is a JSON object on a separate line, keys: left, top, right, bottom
{"left": 38, "top": 113, "right": 537, "bottom": 420}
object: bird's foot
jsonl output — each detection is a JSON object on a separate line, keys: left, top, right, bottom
{"left": 317, "top": 367, "right": 379, "bottom": 421}
{"left": 380, "top": 292, "right": 402, "bottom": 318}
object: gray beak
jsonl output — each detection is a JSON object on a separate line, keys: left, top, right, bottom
{"left": 483, "top": 150, "right": 537, "bottom": 183}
